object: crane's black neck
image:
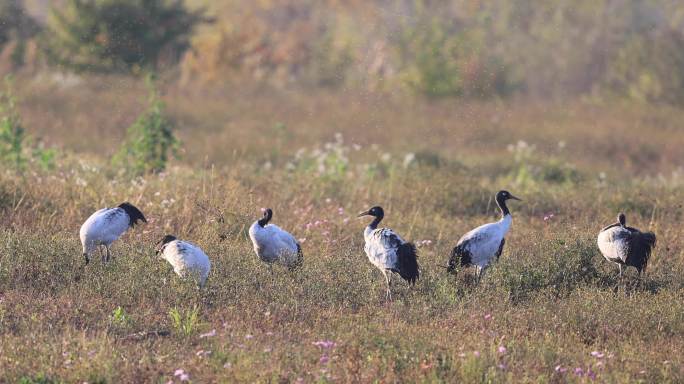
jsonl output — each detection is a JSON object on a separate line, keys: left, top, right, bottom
{"left": 258, "top": 209, "right": 273, "bottom": 227}
{"left": 368, "top": 214, "right": 384, "bottom": 230}
{"left": 496, "top": 195, "right": 511, "bottom": 217}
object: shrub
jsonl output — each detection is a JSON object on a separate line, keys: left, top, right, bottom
{"left": 0, "top": 77, "right": 57, "bottom": 172}
{"left": 399, "top": 19, "right": 463, "bottom": 98}
{"left": 113, "top": 78, "right": 179, "bottom": 175}
{"left": 0, "top": 77, "right": 27, "bottom": 170}
{"left": 110, "top": 306, "right": 131, "bottom": 330}
{"left": 507, "top": 140, "right": 581, "bottom": 187}
{"left": 606, "top": 31, "right": 684, "bottom": 104}
{"left": 308, "top": 27, "right": 354, "bottom": 88}
{"left": 42, "top": 0, "right": 206, "bottom": 74}
{"left": 287, "top": 133, "right": 350, "bottom": 181}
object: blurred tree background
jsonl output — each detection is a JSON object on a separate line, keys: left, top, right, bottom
{"left": 41, "top": 0, "right": 207, "bottom": 73}
{"left": 3, "top": 0, "right": 684, "bottom": 104}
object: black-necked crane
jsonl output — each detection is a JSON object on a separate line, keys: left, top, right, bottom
{"left": 597, "top": 213, "right": 656, "bottom": 277}
{"left": 79, "top": 202, "right": 147, "bottom": 265}
{"left": 358, "top": 206, "right": 419, "bottom": 301}
{"left": 249, "top": 208, "right": 303, "bottom": 271}
{"left": 155, "top": 235, "right": 212, "bottom": 288}
{"left": 447, "top": 190, "right": 521, "bottom": 280}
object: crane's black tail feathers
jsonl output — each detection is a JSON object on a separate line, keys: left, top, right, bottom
{"left": 641, "top": 232, "right": 657, "bottom": 249}
{"left": 396, "top": 242, "right": 419, "bottom": 284}
{"left": 119, "top": 202, "right": 147, "bottom": 227}
{"left": 632, "top": 231, "right": 656, "bottom": 274}
{"left": 288, "top": 243, "right": 304, "bottom": 271}
{"left": 447, "top": 244, "right": 472, "bottom": 273}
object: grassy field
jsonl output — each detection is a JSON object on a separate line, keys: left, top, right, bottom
{"left": 1, "top": 76, "right": 683, "bottom": 383}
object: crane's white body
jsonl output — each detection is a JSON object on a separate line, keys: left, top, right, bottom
{"left": 249, "top": 221, "right": 301, "bottom": 268}
{"left": 159, "top": 240, "right": 211, "bottom": 287}
{"left": 457, "top": 214, "right": 511, "bottom": 269}
{"left": 80, "top": 207, "right": 132, "bottom": 260}
{"left": 597, "top": 225, "right": 630, "bottom": 264}
{"left": 361, "top": 211, "right": 419, "bottom": 302}
{"left": 363, "top": 226, "right": 404, "bottom": 271}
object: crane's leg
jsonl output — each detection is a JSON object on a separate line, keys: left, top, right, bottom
{"left": 105, "top": 246, "right": 112, "bottom": 263}
{"left": 384, "top": 271, "right": 392, "bottom": 302}
{"left": 98, "top": 246, "right": 105, "bottom": 263}
{"left": 479, "top": 265, "right": 489, "bottom": 282}
{"left": 618, "top": 264, "right": 623, "bottom": 279}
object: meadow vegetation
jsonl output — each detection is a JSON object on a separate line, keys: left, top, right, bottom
{"left": 0, "top": 0, "right": 683, "bottom": 383}
{"left": 0, "top": 76, "right": 682, "bottom": 382}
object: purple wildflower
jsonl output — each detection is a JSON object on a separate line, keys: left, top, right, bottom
{"left": 312, "top": 340, "right": 337, "bottom": 349}
{"left": 587, "top": 369, "right": 597, "bottom": 380}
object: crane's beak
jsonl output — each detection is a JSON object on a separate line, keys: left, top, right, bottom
{"left": 510, "top": 194, "right": 522, "bottom": 201}
{"left": 357, "top": 210, "right": 371, "bottom": 217}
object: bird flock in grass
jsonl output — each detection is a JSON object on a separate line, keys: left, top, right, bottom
{"left": 79, "top": 190, "right": 657, "bottom": 299}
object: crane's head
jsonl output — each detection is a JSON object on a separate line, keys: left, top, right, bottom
{"left": 258, "top": 208, "right": 273, "bottom": 227}
{"left": 358, "top": 206, "right": 384, "bottom": 218}
{"left": 155, "top": 234, "right": 177, "bottom": 255}
{"left": 618, "top": 213, "right": 626, "bottom": 226}
{"left": 496, "top": 190, "right": 522, "bottom": 203}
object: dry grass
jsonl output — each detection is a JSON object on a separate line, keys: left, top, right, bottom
{"left": 1, "top": 75, "right": 683, "bottom": 383}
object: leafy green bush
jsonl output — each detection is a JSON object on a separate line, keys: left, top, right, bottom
{"left": 308, "top": 27, "right": 354, "bottom": 88}
{"left": 287, "top": 133, "right": 350, "bottom": 181}
{"left": 110, "top": 306, "right": 131, "bottom": 330}
{"left": 0, "top": 78, "right": 57, "bottom": 172}
{"left": 113, "top": 78, "right": 179, "bottom": 175}
{"left": 399, "top": 20, "right": 463, "bottom": 98}
{"left": 42, "top": 0, "right": 206, "bottom": 73}
{"left": 507, "top": 140, "right": 581, "bottom": 187}
{"left": 0, "top": 77, "right": 26, "bottom": 170}
{"left": 606, "top": 31, "right": 684, "bottom": 104}
{"left": 398, "top": 15, "right": 515, "bottom": 99}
